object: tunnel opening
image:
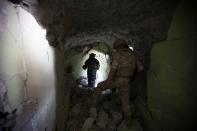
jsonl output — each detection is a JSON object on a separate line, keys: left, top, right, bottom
{"left": 64, "top": 42, "right": 111, "bottom": 90}
{"left": 62, "top": 40, "right": 147, "bottom": 131}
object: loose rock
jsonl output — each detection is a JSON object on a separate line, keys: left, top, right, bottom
{"left": 117, "top": 119, "right": 143, "bottom": 131}
{"left": 96, "top": 111, "right": 109, "bottom": 129}
{"left": 107, "top": 118, "right": 116, "bottom": 131}
{"left": 130, "top": 119, "right": 143, "bottom": 131}
{"left": 117, "top": 120, "right": 129, "bottom": 131}
{"left": 81, "top": 117, "right": 95, "bottom": 131}
{"left": 103, "top": 101, "right": 111, "bottom": 110}
{"left": 89, "top": 107, "right": 97, "bottom": 119}
{"left": 110, "top": 110, "right": 122, "bottom": 124}
{"left": 71, "top": 104, "right": 81, "bottom": 116}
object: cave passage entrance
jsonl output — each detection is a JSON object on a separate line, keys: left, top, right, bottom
{"left": 65, "top": 42, "right": 111, "bottom": 88}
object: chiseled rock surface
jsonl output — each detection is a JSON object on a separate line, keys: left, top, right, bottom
{"left": 20, "top": 0, "right": 177, "bottom": 65}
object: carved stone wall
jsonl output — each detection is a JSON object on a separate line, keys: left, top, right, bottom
{"left": 18, "top": 0, "right": 177, "bottom": 66}
{"left": 0, "top": 1, "right": 56, "bottom": 131}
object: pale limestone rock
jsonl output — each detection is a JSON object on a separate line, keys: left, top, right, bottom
{"left": 81, "top": 117, "right": 95, "bottom": 131}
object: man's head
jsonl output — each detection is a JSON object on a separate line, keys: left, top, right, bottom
{"left": 113, "top": 39, "right": 128, "bottom": 50}
{"left": 89, "top": 53, "right": 96, "bottom": 58}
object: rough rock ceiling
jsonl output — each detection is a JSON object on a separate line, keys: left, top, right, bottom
{"left": 19, "top": 0, "right": 177, "bottom": 64}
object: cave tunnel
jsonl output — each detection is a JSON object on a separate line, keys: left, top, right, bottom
{"left": 0, "top": 0, "right": 197, "bottom": 131}
{"left": 64, "top": 42, "right": 111, "bottom": 89}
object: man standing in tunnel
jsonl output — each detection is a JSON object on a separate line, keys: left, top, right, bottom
{"left": 97, "top": 39, "right": 144, "bottom": 118}
{"left": 83, "top": 53, "right": 100, "bottom": 88}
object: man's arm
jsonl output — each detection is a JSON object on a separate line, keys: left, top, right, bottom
{"left": 96, "top": 52, "right": 119, "bottom": 91}
{"left": 83, "top": 60, "right": 88, "bottom": 69}
{"left": 96, "top": 67, "right": 117, "bottom": 91}
{"left": 107, "top": 52, "right": 119, "bottom": 82}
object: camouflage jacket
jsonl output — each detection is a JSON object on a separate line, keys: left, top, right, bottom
{"left": 111, "top": 48, "right": 137, "bottom": 78}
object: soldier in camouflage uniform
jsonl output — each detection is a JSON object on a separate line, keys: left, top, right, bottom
{"left": 97, "top": 39, "right": 143, "bottom": 117}
{"left": 83, "top": 53, "right": 100, "bottom": 88}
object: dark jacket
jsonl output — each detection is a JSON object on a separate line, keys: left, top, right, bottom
{"left": 83, "top": 57, "right": 100, "bottom": 80}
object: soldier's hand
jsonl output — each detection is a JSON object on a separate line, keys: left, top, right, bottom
{"left": 95, "top": 87, "right": 102, "bottom": 92}
{"left": 96, "top": 81, "right": 107, "bottom": 91}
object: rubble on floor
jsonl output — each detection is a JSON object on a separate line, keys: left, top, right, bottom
{"left": 65, "top": 86, "right": 144, "bottom": 131}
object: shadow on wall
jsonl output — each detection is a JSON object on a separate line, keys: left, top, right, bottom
{"left": 0, "top": 1, "right": 56, "bottom": 131}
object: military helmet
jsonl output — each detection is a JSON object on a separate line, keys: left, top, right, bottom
{"left": 113, "top": 39, "right": 128, "bottom": 49}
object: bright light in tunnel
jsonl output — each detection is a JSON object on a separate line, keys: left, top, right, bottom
{"left": 79, "top": 49, "right": 110, "bottom": 87}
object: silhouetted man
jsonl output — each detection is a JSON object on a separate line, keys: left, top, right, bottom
{"left": 83, "top": 53, "right": 100, "bottom": 88}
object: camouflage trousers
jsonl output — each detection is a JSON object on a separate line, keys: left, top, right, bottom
{"left": 113, "top": 78, "right": 132, "bottom": 117}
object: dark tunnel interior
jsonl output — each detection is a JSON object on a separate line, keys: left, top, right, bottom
{"left": 0, "top": 0, "right": 197, "bottom": 131}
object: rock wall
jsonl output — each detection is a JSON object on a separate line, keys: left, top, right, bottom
{"left": 18, "top": 0, "right": 177, "bottom": 67}
{"left": 148, "top": 0, "right": 197, "bottom": 131}
{"left": 1, "top": 0, "right": 192, "bottom": 131}
{"left": 0, "top": 1, "right": 56, "bottom": 130}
